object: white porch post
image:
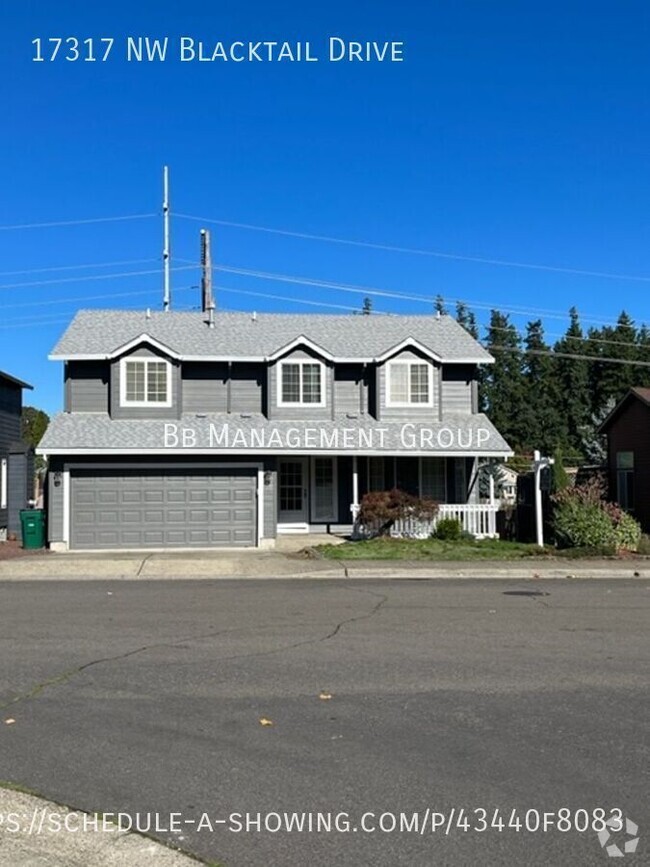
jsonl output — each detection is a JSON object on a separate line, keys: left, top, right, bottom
{"left": 351, "top": 455, "right": 360, "bottom": 521}
{"left": 489, "top": 472, "right": 495, "bottom": 506}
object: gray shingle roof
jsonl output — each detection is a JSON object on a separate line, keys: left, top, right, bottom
{"left": 38, "top": 412, "right": 512, "bottom": 456}
{"left": 49, "top": 309, "right": 492, "bottom": 363}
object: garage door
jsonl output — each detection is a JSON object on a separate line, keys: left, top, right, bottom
{"left": 71, "top": 468, "right": 257, "bottom": 549}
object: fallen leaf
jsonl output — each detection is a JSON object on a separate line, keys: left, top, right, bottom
{"left": 319, "top": 691, "right": 333, "bottom": 701}
{"left": 5, "top": 718, "right": 15, "bottom": 725}
{"left": 259, "top": 717, "right": 274, "bottom": 727}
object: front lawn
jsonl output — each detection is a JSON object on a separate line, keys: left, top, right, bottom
{"left": 317, "top": 537, "right": 549, "bottom": 560}
{"left": 316, "top": 537, "right": 623, "bottom": 561}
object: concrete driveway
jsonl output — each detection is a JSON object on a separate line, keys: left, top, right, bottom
{"left": 0, "top": 578, "right": 648, "bottom": 865}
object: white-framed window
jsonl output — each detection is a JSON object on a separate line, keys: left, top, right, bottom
{"left": 0, "top": 457, "right": 7, "bottom": 510}
{"left": 386, "top": 361, "right": 433, "bottom": 407}
{"left": 420, "top": 457, "right": 446, "bottom": 501}
{"left": 119, "top": 358, "right": 172, "bottom": 407}
{"left": 278, "top": 360, "right": 325, "bottom": 407}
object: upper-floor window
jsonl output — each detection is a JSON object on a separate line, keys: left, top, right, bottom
{"left": 278, "top": 360, "right": 325, "bottom": 406}
{"left": 120, "top": 358, "right": 172, "bottom": 407}
{"left": 386, "top": 361, "right": 433, "bottom": 407}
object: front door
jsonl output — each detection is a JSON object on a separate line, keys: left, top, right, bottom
{"left": 278, "top": 458, "right": 308, "bottom": 525}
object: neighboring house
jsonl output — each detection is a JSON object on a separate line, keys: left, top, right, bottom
{"left": 38, "top": 309, "right": 512, "bottom": 551}
{"left": 498, "top": 464, "right": 518, "bottom": 505}
{"left": 0, "top": 369, "right": 33, "bottom": 541}
{"left": 599, "top": 387, "right": 650, "bottom": 532}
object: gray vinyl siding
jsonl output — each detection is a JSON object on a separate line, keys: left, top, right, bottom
{"left": 0, "top": 381, "right": 23, "bottom": 530}
{"left": 269, "top": 348, "right": 333, "bottom": 420}
{"left": 334, "top": 364, "right": 367, "bottom": 416}
{"left": 0, "top": 381, "right": 21, "bottom": 451}
{"left": 182, "top": 362, "right": 228, "bottom": 413}
{"left": 47, "top": 457, "right": 65, "bottom": 542}
{"left": 262, "top": 458, "right": 277, "bottom": 538}
{"left": 110, "top": 346, "right": 182, "bottom": 420}
{"left": 230, "top": 363, "right": 265, "bottom": 414}
{"left": 7, "top": 449, "right": 33, "bottom": 539}
{"left": 378, "top": 350, "right": 440, "bottom": 421}
{"left": 441, "top": 365, "right": 476, "bottom": 415}
{"left": 65, "top": 361, "right": 109, "bottom": 413}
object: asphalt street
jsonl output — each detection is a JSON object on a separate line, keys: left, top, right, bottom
{"left": 0, "top": 578, "right": 648, "bottom": 866}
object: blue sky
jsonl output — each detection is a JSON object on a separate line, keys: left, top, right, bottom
{"left": 1, "top": 1, "right": 649, "bottom": 414}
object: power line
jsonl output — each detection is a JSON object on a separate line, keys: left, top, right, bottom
{"left": 175, "top": 212, "right": 650, "bottom": 284}
{"left": 0, "top": 213, "right": 157, "bottom": 232}
{"left": 197, "top": 261, "right": 637, "bottom": 328}
{"left": 0, "top": 258, "right": 158, "bottom": 278}
{"left": 0, "top": 265, "right": 196, "bottom": 292}
{"left": 0, "top": 284, "right": 197, "bottom": 312}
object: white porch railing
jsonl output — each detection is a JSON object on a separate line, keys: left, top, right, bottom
{"left": 354, "top": 503, "right": 499, "bottom": 540}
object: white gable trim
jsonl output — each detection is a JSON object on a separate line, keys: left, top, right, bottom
{"left": 108, "top": 334, "right": 181, "bottom": 360}
{"left": 266, "top": 335, "right": 335, "bottom": 362}
{"left": 375, "top": 337, "right": 443, "bottom": 363}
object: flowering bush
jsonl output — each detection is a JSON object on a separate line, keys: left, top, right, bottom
{"left": 357, "top": 489, "right": 438, "bottom": 537}
{"left": 552, "top": 478, "right": 641, "bottom": 551}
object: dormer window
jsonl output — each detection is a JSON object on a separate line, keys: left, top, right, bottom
{"left": 278, "top": 360, "right": 325, "bottom": 406}
{"left": 120, "top": 358, "right": 172, "bottom": 407}
{"left": 386, "top": 361, "right": 433, "bottom": 407}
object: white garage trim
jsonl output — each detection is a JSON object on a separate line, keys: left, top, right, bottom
{"left": 63, "top": 461, "right": 263, "bottom": 550}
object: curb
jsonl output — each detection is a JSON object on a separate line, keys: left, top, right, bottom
{"left": 0, "top": 786, "right": 203, "bottom": 866}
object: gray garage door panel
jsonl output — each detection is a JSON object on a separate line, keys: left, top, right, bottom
{"left": 71, "top": 468, "right": 257, "bottom": 549}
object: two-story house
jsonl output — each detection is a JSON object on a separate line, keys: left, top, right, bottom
{"left": 0, "top": 369, "right": 33, "bottom": 541}
{"left": 38, "top": 309, "right": 512, "bottom": 550}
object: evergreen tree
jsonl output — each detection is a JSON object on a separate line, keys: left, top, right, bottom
{"left": 434, "top": 294, "right": 446, "bottom": 315}
{"left": 482, "top": 311, "right": 528, "bottom": 450}
{"left": 455, "top": 301, "right": 479, "bottom": 339}
{"left": 553, "top": 307, "right": 591, "bottom": 459}
{"left": 595, "top": 311, "right": 638, "bottom": 407}
{"left": 521, "top": 319, "right": 565, "bottom": 454}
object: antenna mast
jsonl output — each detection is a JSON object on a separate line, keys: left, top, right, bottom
{"left": 200, "top": 228, "right": 215, "bottom": 327}
{"left": 162, "top": 165, "right": 171, "bottom": 312}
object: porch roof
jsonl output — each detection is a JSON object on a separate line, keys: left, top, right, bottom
{"left": 38, "top": 412, "right": 512, "bottom": 457}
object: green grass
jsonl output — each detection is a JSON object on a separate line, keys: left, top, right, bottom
{"left": 316, "top": 537, "right": 622, "bottom": 561}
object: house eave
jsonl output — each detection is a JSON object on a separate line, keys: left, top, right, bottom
{"left": 38, "top": 447, "right": 514, "bottom": 458}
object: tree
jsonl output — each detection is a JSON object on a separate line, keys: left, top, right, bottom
{"left": 553, "top": 308, "right": 591, "bottom": 459}
{"left": 22, "top": 406, "right": 49, "bottom": 473}
{"left": 434, "top": 294, "right": 446, "bottom": 315}
{"left": 455, "top": 301, "right": 479, "bottom": 339}
{"left": 362, "top": 296, "right": 373, "bottom": 315}
{"left": 22, "top": 406, "right": 49, "bottom": 448}
{"left": 521, "top": 319, "right": 565, "bottom": 454}
{"left": 551, "top": 447, "right": 570, "bottom": 493}
{"left": 481, "top": 311, "right": 528, "bottom": 450}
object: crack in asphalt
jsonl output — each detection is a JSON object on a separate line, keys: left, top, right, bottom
{"left": 209, "top": 584, "right": 389, "bottom": 664}
{"left": 0, "top": 585, "right": 388, "bottom": 712}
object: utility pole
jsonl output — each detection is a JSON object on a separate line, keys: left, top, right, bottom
{"left": 533, "top": 449, "right": 554, "bottom": 547}
{"left": 162, "top": 165, "right": 171, "bottom": 312}
{"left": 200, "top": 228, "right": 215, "bottom": 327}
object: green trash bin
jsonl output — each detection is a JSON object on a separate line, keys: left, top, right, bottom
{"left": 20, "top": 509, "right": 45, "bottom": 550}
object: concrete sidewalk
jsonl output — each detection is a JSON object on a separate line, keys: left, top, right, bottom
{"left": 0, "top": 549, "right": 647, "bottom": 580}
{"left": 0, "top": 788, "right": 199, "bottom": 866}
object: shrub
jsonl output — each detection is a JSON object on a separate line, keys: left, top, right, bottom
{"left": 552, "top": 478, "right": 641, "bottom": 551}
{"left": 636, "top": 534, "right": 650, "bottom": 555}
{"left": 357, "top": 489, "right": 438, "bottom": 537}
{"left": 433, "top": 518, "right": 463, "bottom": 541}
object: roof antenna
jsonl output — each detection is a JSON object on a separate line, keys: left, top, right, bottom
{"left": 162, "top": 165, "right": 171, "bottom": 312}
{"left": 200, "top": 228, "right": 215, "bottom": 328}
